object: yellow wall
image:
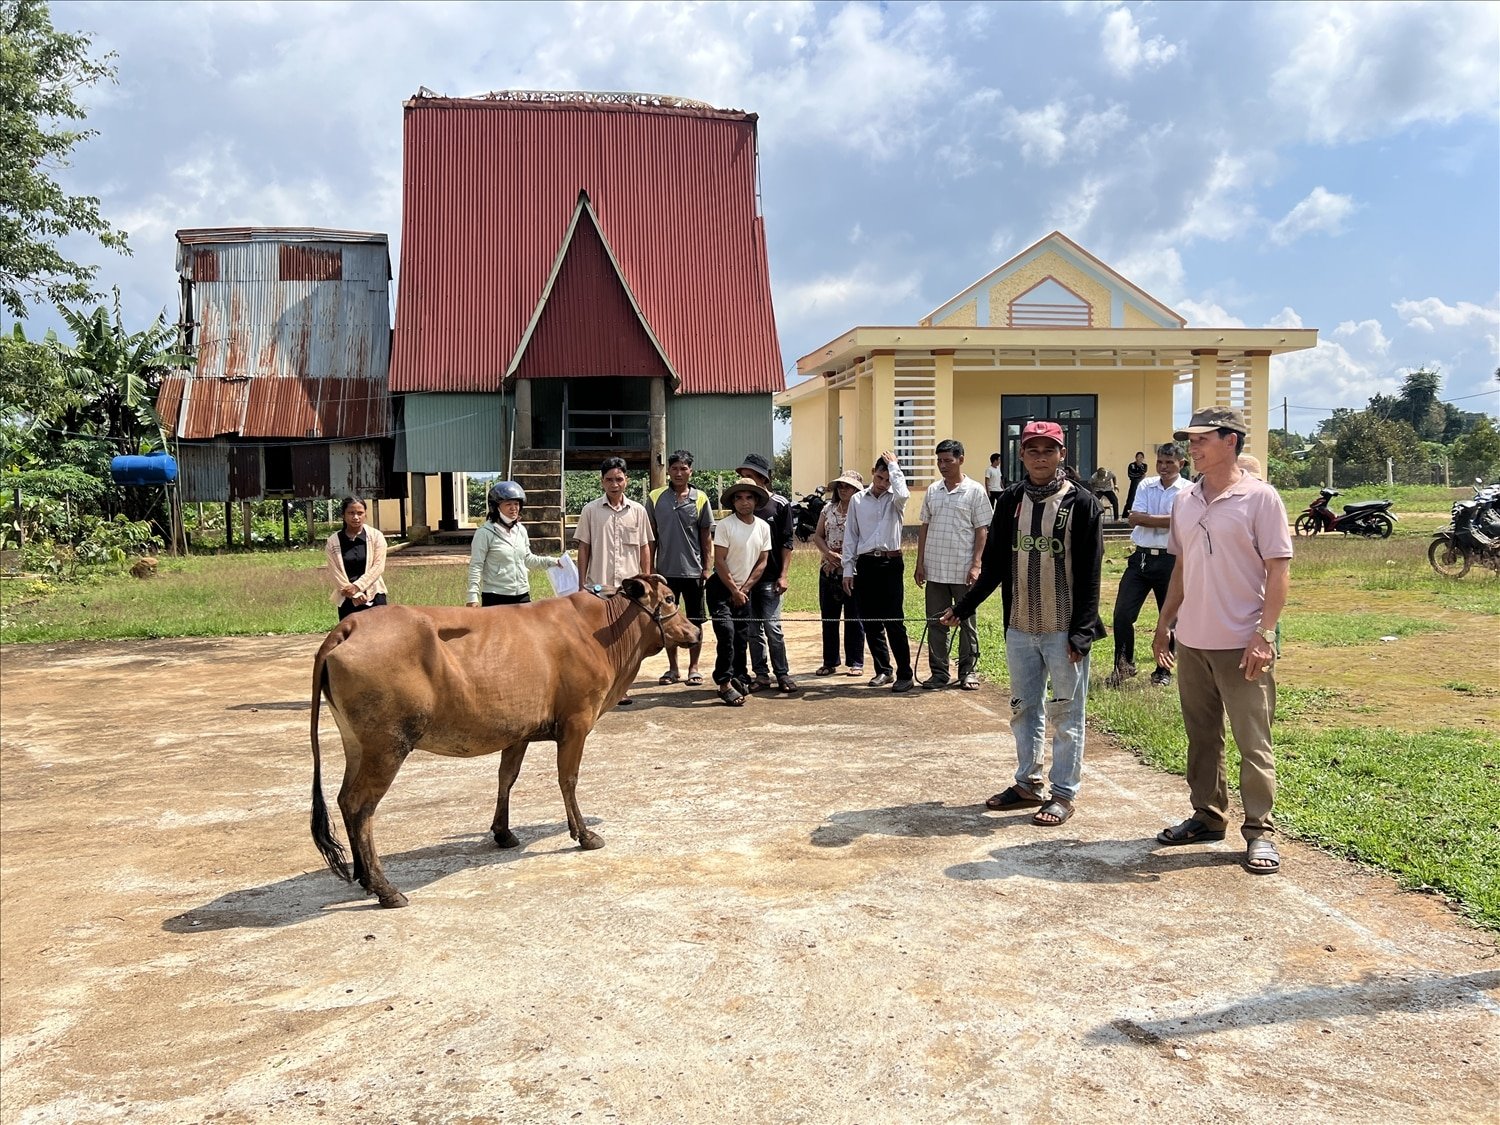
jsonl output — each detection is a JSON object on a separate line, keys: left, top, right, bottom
{"left": 948, "top": 368, "right": 1177, "bottom": 481}
{"left": 789, "top": 392, "right": 833, "bottom": 500}
{"left": 988, "top": 250, "right": 1113, "bottom": 327}
{"left": 370, "top": 474, "right": 445, "bottom": 535}
{"left": 936, "top": 299, "right": 977, "bottom": 327}
{"left": 1122, "top": 304, "right": 1157, "bottom": 329}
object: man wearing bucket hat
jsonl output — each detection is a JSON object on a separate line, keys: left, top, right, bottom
{"left": 736, "top": 452, "right": 798, "bottom": 694}
{"left": 1152, "top": 405, "right": 1292, "bottom": 875}
{"left": 942, "top": 420, "right": 1105, "bottom": 828}
{"left": 706, "top": 477, "right": 773, "bottom": 706}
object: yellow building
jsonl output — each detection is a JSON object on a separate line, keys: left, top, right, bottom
{"left": 777, "top": 232, "right": 1317, "bottom": 518}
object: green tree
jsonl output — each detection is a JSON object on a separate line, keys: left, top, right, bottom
{"left": 1451, "top": 416, "right": 1500, "bottom": 475}
{"left": 1329, "top": 411, "right": 1425, "bottom": 472}
{"left": 0, "top": 0, "right": 129, "bottom": 317}
{"left": 53, "top": 294, "right": 186, "bottom": 459}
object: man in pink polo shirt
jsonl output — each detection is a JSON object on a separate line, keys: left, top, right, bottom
{"left": 1151, "top": 406, "right": 1292, "bottom": 875}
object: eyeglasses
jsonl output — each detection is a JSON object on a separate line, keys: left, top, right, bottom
{"left": 1196, "top": 517, "right": 1214, "bottom": 555}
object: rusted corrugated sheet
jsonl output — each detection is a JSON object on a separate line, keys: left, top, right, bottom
{"left": 160, "top": 229, "right": 392, "bottom": 442}
{"left": 291, "top": 445, "right": 331, "bottom": 499}
{"left": 390, "top": 94, "right": 783, "bottom": 396}
{"left": 176, "top": 443, "right": 230, "bottom": 503}
{"left": 515, "top": 205, "right": 672, "bottom": 380}
{"left": 329, "top": 442, "right": 386, "bottom": 497}
{"left": 166, "top": 377, "right": 388, "bottom": 440}
{"left": 228, "top": 446, "right": 262, "bottom": 501}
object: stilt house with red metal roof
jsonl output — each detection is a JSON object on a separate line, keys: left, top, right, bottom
{"left": 389, "top": 89, "right": 785, "bottom": 546}
{"left": 157, "top": 228, "right": 399, "bottom": 539}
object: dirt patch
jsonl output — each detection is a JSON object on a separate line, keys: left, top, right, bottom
{"left": 1278, "top": 602, "right": 1499, "bottom": 732}
{"left": 1, "top": 629, "right": 1496, "bottom": 1123}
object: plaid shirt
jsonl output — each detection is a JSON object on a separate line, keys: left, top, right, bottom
{"left": 919, "top": 475, "right": 992, "bottom": 584}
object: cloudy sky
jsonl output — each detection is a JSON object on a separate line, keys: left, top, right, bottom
{"left": 28, "top": 0, "right": 1500, "bottom": 432}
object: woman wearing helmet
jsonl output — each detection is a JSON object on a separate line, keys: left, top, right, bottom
{"left": 466, "top": 481, "right": 562, "bottom": 607}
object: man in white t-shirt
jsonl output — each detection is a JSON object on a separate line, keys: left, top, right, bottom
{"left": 984, "top": 453, "right": 1006, "bottom": 506}
{"left": 707, "top": 478, "right": 772, "bottom": 706}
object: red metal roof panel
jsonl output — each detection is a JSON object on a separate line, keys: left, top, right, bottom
{"left": 390, "top": 95, "right": 783, "bottom": 396}
{"left": 514, "top": 203, "right": 672, "bottom": 380}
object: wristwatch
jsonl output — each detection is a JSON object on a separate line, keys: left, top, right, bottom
{"left": 1254, "top": 624, "right": 1277, "bottom": 644}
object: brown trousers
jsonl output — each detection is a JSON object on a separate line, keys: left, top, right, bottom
{"left": 1175, "top": 644, "right": 1277, "bottom": 840}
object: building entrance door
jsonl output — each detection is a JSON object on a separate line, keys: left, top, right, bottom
{"left": 1000, "top": 395, "right": 1097, "bottom": 483}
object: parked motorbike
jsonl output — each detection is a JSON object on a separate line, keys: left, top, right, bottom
{"left": 1428, "top": 479, "right": 1500, "bottom": 578}
{"left": 1294, "top": 488, "right": 1396, "bottom": 538}
{"left": 791, "top": 488, "right": 826, "bottom": 542}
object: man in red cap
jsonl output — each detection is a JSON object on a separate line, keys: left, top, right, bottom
{"left": 942, "top": 420, "right": 1105, "bottom": 827}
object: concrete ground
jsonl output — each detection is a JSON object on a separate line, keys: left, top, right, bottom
{"left": 1, "top": 626, "right": 1496, "bottom": 1123}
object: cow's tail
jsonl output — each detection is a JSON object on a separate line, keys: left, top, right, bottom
{"left": 310, "top": 628, "right": 353, "bottom": 882}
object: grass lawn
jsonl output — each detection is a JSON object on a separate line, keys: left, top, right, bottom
{"left": 3, "top": 526, "right": 1497, "bottom": 929}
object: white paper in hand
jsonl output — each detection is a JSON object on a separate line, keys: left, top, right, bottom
{"left": 547, "top": 553, "right": 580, "bottom": 597}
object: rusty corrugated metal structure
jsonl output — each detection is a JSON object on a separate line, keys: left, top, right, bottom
{"left": 389, "top": 90, "right": 783, "bottom": 397}
{"left": 157, "top": 228, "right": 400, "bottom": 503}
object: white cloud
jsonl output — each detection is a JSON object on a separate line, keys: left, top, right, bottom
{"left": 1001, "top": 101, "right": 1128, "bottom": 166}
{"left": 1393, "top": 297, "right": 1500, "bottom": 333}
{"left": 1112, "top": 245, "right": 1185, "bottom": 304}
{"left": 1101, "top": 5, "right": 1181, "bottom": 76}
{"left": 1175, "top": 298, "right": 1247, "bottom": 329}
{"left": 777, "top": 269, "right": 922, "bottom": 319}
{"left": 1334, "top": 318, "right": 1391, "bottom": 355}
{"left": 1269, "top": 187, "right": 1355, "bottom": 245}
{"left": 1267, "top": 307, "right": 1305, "bottom": 330}
{"left": 1003, "top": 103, "right": 1068, "bottom": 165}
{"left": 1269, "top": 2, "right": 1500, "bottom": 144}
{"left": 1273, "top": 338, "right": 1386, "bottom": 409}
{"left": 1175, "top": 152, "right": 1260, "bottom": 243}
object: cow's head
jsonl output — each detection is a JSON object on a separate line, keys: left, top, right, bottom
{"left": 621, "top": 575, "right": 701, "bottom": 650}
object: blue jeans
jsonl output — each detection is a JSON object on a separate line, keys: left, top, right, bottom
{"left": 747, "top": 581, "right": 788, "bottom": 679}
{"left": 1005, "top": 628, "right": 1090, "bottom": 802}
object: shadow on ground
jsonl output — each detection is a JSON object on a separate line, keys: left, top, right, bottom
{"left": 1092, "top": 970, "right": 1500, "bottom": 1044}
{"left": 162, "top": 820, "right": 593, "bottom": 933}
{"left": 946, "top": 837, "right": 1244, "bottom": 884}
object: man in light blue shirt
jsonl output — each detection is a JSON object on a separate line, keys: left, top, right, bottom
{"left": 1107, "top": 442, "right": 1192, "bottom": 687}
{"left": 842, "top": 450, "right": 913, "bottom": 692}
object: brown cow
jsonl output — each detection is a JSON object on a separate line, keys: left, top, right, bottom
{"left": 308, "top": 575, "right": 700, "bottom": 907}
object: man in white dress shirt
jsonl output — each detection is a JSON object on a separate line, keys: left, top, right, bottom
{"left": 1106, "top": 443, "right": 1192, "bottom": 687}
{"left": 842, "top": 449, "right": 914, "bottom": 692}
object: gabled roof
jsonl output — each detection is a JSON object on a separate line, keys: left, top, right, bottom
{"left": 510, "top": 193, "right": 676, "bottom": 384}
{"left": 389, "top": 90, "right": 784, "bottom": 396}
{"left": 922, "top": 231, "right": 1186, "bottom": 329}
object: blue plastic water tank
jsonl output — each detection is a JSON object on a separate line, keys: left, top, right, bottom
{"left": 110, "top": 451, "right": 178, "bottom": 486}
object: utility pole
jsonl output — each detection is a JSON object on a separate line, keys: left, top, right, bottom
{"left": 1282, "top": 397, "right": 1289, "bottom": 438}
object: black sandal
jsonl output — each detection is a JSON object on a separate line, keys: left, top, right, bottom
{"left": 717, "top": 682, "right": 746, "bottom": 707}
{"left": 1156, "top": 818, "right": 1226, "bottom": 845}
{"left": 1032, "top": 798, "right": 1074, "bottom": 827}
{"left": 984, "top": 785, "right": 1044, "bottom": 810}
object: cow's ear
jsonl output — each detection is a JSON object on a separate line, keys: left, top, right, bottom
{"left": 620, "top": 576, "right": 648, "bottom": 601}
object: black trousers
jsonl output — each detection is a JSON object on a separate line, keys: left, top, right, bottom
{"left": 818, "top": 569, "right": 865, "bottom": 669}
{"left": 1096, "top": 489, "right": 1120, "bottom": 519}
{"left": 1111, "top": 550, "right": 1175, "bottom": 668}
{"left": 481, "top": 592, "right": 530, "bottom": 606}
{"left": 853, "top": 555, "right": 911, "bottom": 679}
{"left": 337, "top": 592, "right": 387, "bottom": 620}
{"left": 706, "top": 575, "right": 752, "bottom": 687}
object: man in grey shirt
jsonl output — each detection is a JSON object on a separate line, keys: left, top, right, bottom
{"left": 648, "top": 449, "right": 714, "bottom": 686}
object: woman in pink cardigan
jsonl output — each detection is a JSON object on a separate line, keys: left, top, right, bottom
{"left": 325, "top": 498, "right": 388, "bottom": 619}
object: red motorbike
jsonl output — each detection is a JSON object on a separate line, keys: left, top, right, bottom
{"left": 1294, "top": 488, "right": 1396, "bottom": 538}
